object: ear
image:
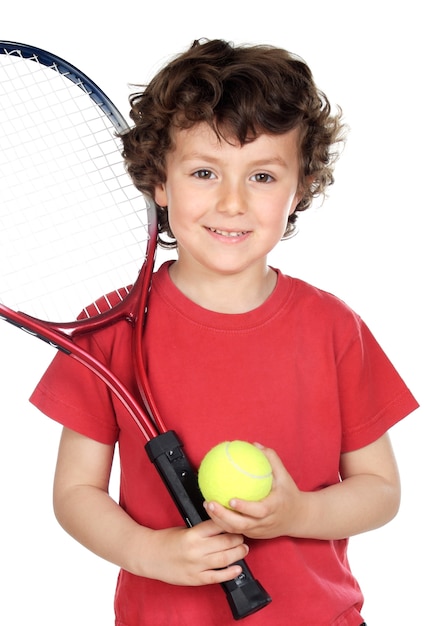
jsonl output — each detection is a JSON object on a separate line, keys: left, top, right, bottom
{"left": 291, "top": 174, "right": 315, "bottom": 213}
{"left": 154, "top": 183, "right": 168, "bottom": 207}
{"left": 289, "top": 190, "right": 302, "bottom": 214}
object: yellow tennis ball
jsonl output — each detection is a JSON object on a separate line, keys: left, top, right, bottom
{"left": 198, "top": 440, "right": 272, "bottom": 508}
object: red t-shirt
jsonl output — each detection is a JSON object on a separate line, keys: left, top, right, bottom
{"left": 30, "top": 262, "right": 418, "bottom": 625}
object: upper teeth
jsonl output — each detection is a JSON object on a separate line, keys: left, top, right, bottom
{"left": 210, "top": 228, "right": 246, "bottom": 237}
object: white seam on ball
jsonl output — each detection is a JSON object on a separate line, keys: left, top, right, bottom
{"left": 224, "top": 442, "right": 272, "bottom": 480}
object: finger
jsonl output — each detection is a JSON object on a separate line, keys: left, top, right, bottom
{"left": 199, "top": 537, "right": 250, "bottom": 586}
{"left": 254, "top": 442, "right": 279, "bottom": 471}
{"left": 190, "top": 518, "right": 248, "bottom": 557}
{"left": 228, "top": 498, "right": 269, "bottom": 518}
{"left": 204, "top": 540, "right": 249, "bottom": 571}
{"left": 253, "top": 443, "right": 289, "bottom": 488}
{"left": 204, "top": 500, "right": 253, "bottom": 533}
{"left": 193, "top": 518, "right": 225, "bottom": 537}
{"left": 201, "top": 561, "right": 246, "bottom": 586}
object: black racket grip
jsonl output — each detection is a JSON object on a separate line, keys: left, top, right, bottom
{"left": 145, "top": 430, "right": 271, "bottom": 620}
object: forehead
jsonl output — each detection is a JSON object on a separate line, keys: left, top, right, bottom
{"left": 170, "top": 122, "right": 301, "bottom": 165}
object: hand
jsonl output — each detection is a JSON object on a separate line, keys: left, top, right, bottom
{"left": 141, "top": 520, "right": 249, "bottom": 586}
{"left": 53, "top": 428, "right": 250, "bottom": 586}
{"left": 205, "top": 435, "right": 402, "bottom": 541}
{"left": 204, "top": 444, "right": 302, "bottom": 540}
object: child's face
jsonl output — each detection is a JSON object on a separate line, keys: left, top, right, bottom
{"left": 155, "top": 122, "right": 301, "bottom": 279}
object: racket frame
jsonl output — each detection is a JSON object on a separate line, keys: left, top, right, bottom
{"left": 1, "top": 41, "right": 129, "bottom": 133}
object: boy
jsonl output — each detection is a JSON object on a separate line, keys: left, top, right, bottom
{"left": 30, "top": 39, "right": 419, "bottom": 625}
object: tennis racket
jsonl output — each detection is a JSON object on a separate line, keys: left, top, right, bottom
{"left": 0, "top": 41, "right": 271, "bottom": 619}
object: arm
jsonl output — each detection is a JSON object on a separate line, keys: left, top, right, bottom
{"left": 205, "top": 433, "right": 401, "bottom": 541}
{"left": 53, "top": 427, "right": 249, "bottom": 585}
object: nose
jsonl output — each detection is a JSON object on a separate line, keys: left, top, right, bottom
{"left": 216, "top": 178, "right": 247, "bottom": 215}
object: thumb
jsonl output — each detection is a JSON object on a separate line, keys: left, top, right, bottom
{"left": 253, "top": 442, "right": 286, "bottom": 485}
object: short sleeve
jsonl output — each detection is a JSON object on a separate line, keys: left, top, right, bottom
{"left": 29, "top": 333, "right": 120, "bottom": 445}
{"left": 337, "top": 316, "right": 419, "bottom": 452}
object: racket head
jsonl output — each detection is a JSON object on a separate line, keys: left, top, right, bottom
{"left": 0, "top": 41, "right": 156, "bottom": 327}
{"left": 0, "top": 41, "right": 161, "bottom": 438}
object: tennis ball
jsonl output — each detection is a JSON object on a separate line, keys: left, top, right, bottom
{"left": 198, "top": 440, "right": 272, "bottom": 508}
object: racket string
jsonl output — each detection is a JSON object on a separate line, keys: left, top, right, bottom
{"left": 1, "top": 47, "right": 150, "bottom": 322}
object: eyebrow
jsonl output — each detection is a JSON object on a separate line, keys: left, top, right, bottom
{"left": 249, "top": 157, "right": 289, "bottom": 168}
{"left": 181, "top": 153, "right": 290, "bottom": 168}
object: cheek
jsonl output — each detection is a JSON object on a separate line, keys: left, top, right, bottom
{"left": 166, "top": 203, "right": 186, "bottom": 241}
{"left": 269, "top": 198, "right": 295, "bottom": 229}
{"left": 264, "top": 203, "right": 295, "bottom": 243}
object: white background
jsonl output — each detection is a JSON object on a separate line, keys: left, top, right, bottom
{"left": 1, "top": 1, "right": 422, "bottom": 623}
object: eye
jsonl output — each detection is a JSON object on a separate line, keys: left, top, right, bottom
{"left": 193, "top": 169, "right": 216, "bottom": 179}
{"left": 252, "top": 172, "right": 274, "bottom": 183}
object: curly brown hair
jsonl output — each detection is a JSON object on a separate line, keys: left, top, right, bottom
{"left": 121, "top": 38, "right": 346, "bottom": 248}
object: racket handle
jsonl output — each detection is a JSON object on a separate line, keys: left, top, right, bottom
{"left": 145, "top": 430, "right": 272, "bottom": 620}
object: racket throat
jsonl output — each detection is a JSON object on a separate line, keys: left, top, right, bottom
{"left": 145, "top": 430, "right": 207, "bottom": 526}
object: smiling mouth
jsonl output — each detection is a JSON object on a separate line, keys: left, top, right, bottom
{"left": 208, "top": 227, "right": 249, "bottom": 238}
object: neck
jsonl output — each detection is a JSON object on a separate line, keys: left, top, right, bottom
{"left": 168, "top": 262, "right": 277, "bottom": 314}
